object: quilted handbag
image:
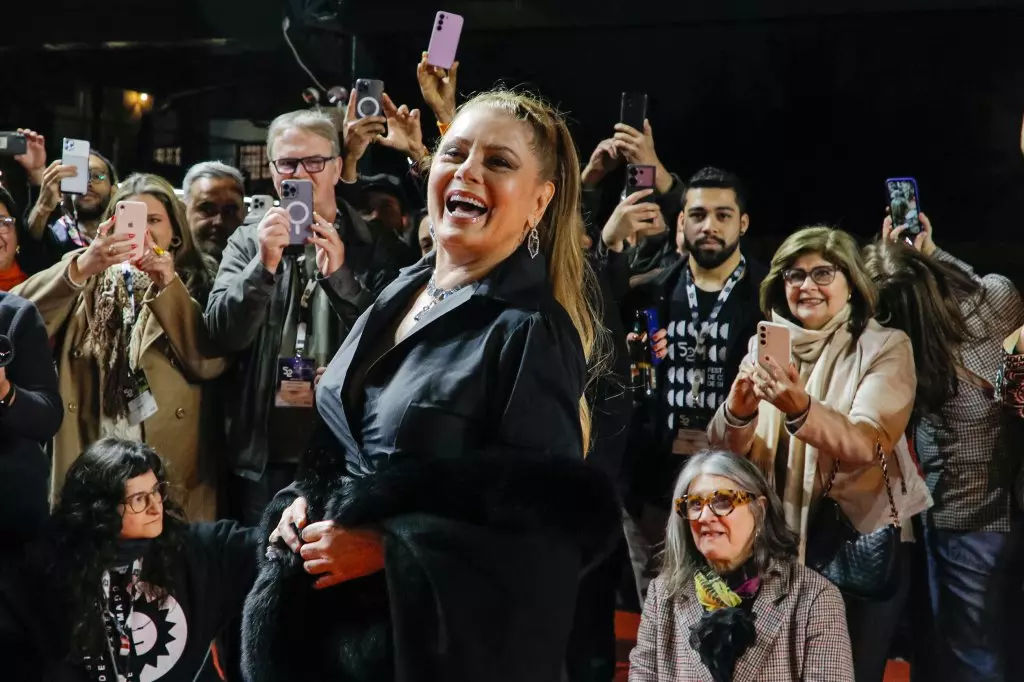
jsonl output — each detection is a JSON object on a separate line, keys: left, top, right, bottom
{"left": 805, "top": 442, "right": 902, "bottom": 601}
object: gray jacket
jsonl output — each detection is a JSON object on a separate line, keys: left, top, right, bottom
{"left": 205, "top": 202, "right": 402, "bottom": 479}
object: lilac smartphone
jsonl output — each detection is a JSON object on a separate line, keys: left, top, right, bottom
{"left": 354, "top": 79, "right": 385, "bottom": 119}
{"left": 281, "top": 179, "right": 314, "bottom": 254}
{"left": 644, "top": 307, "right": 663, "bottom": 366}
{"left": 620, "top": 92, "right": 648, "bottom": 132}
{"left": 625, "top": 163, "right": 657, "bottom": 202}
{"left": 885, "top": 177, "right": 922, "bottom": 236}
{"left": 426, "top": 11, "right": 464, "bottom": 70}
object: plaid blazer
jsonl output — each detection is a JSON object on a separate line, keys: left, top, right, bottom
{"left": 629, "top": 559, "right": 854, "bottom": 682}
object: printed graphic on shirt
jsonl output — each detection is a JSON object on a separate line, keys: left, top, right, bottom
{"left": 86, "top": 580, "right": 187, "bottom": 682}
{"left": 666, "top": 318, "right": 730, "bottom": 431}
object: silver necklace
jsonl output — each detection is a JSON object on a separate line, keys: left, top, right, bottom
{"left": 414, "top": 275, "right": 465, "bottom": 321}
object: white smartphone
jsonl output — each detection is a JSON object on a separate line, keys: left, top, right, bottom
{"left": 60, "top": 138, "right": 91, "bottom": 195}
{"left": 248, "top": 194, "right": 275, "bottom": 222}
{"left": 756, "top": 321, "right": 792, "bottom": 369}
{"left": 114, "top": 200, "right": 147, "bottom": 262}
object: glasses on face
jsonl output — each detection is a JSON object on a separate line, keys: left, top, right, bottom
{"left": 675, "top": 489, "right": 754, "bottom": 520}
{"left": 0, "top": 217, "right": 15, "bottom": 231}
{"left": 122, "top": 481, "right": 169, "bottom": 514}
{"left": 782, "top": 265, "right": 838, "bottom": 287}
{"left": 270, "top": 155, "right": 335, "bottom": 175}
{"left": 88, "top": 172, "right": 108, "bottom": 184}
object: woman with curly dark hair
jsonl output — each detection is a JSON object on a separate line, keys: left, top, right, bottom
{"left": 0, "top": 438, "right": 258, "bottom": 682}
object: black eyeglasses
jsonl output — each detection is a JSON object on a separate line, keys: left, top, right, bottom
{"left": 269, "top": 155, "right": 336, "bottom": 175}
{"left": 782, "top": 265, "right": 838, "bottom": 287}
{"left": 0, "top": 217, "right": 14, "bottom": 231}
{"left": 675, "top": 489, "right": 754, "bottom": 520}
{"left": 122, "top": 481, "right": 169, "bottom": 514}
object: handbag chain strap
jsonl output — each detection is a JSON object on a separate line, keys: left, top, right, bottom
{"left": 820, "top": 442, "right": 901, "bottom": 528}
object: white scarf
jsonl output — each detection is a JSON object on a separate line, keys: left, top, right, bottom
{"left": 753, "top": 306, "right": 853, "bottom": 559}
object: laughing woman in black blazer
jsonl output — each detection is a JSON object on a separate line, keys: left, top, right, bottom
{"left": 241, "top": 89, "right": 621, "bottom": 682}
{"left": 0, "top": 293, "right": 62, "bottom": 554}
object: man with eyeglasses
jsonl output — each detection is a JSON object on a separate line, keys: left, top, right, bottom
{"left": 623, "top": 167, "right": 767, "bottom": 598}
{"left": 11, "top": 128, "right": 117, "bottom": 271}
{"left": 206, "top": 109, "right": 403, "bottom": 526}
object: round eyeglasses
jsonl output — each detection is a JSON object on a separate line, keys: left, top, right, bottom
{"left": 122, "top": 481, "right": 169, "bottom": 514}
{"left": 675, "top": 489, "right": 754, "bottom": 520}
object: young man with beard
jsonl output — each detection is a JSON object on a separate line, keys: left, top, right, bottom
{"left": 13, "top": 129, "right": 117, "bottom": 269}
{"left": 623, "top": 166, "right": 766, "bottom": 597}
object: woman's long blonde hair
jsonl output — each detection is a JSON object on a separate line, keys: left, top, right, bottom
{"left": 440, "top": 89, "right": 605, "bottom": 450}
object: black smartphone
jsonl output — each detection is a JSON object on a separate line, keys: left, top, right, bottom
{"left": 620, "top": 92, "right": 648, "bottom": 132}
{"left": 885, "top": 177, "right": 922, "bottom": 236}
{"left": 0, "top": 132, "right": 27, "bottom": 157}
{"left": 354, "top": 79, "right": 385, "bottom": 118}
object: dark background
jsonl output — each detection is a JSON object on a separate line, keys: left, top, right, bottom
{"left": 2, "top": 0, "right": 1023, "bottom": 264}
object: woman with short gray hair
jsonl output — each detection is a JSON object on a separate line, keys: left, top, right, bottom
{"left": 629, "top": 450, "right": 853, "bottom": 681}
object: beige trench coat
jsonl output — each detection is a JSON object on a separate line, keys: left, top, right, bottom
{"left": 14, "top": 253, "right": 230, "bottom": 520}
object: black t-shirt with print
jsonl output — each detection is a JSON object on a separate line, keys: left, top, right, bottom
{"left": 666, "top": 278, "right": 739, "bottom": 434}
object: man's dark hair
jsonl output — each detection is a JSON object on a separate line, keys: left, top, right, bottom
{"left": 89, "top": 150, "right": 119, "bottom": 185}
{"left": 684, "top": 166, "right": 748, "bottom": 215}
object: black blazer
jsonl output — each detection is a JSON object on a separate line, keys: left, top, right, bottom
{"left": 316, "top": 242, "right": 586, "bottom": 475}
{"left": 0, "top": 293, "right": 62, "bottom": 550}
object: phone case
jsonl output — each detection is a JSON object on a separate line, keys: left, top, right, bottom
{"left": 114, "top": 201, "right": 147, "bottom": 262}
{"left": 354, "top": 79, "right": 385, "bottom": 119}
{"left": 0, "top": 132, "right": 27, "bottom": 156}
{"left": 885, "top": 177, "right": 922, "bottom": 235}
{"left": 757, "top": 322, "right": 792, "bottom": 369}
{"left": 644, "top": 307, "right": 663, "bottom": 366}
{"left": 624, "top": 164, "right": 657, "bottom": 203}
{"left": 281, "top": 180, "right": 314, "bottom": 249}
{"left": 248, "top": 194, "right": 275, "bottom": 221}
{"left": 60, "top": 138, "right": 91, "bottom": 195}
{"left": 426, "top": 11, "right": 464, "bottom": 69}
{"left": 620, "top": 92, "right": 648, "bottom": 132}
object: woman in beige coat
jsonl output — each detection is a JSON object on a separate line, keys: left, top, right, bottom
{"left": 707, "top": 227, "right": 931, "bottom": 682}
{"left": 14, "top": 173, "right": 228, "bottom": 520}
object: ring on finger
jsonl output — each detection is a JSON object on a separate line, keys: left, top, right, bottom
{"left": 107, "top": 245, "right": 115, "bottom": 256}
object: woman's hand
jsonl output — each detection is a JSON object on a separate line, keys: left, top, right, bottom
{"left": 378, "top": 93, "right": 427, "bottom": 164}
{"left": 726, "top": 363, "right": 760, "bottom": 420}
{"left": 135, "top": 232, "right": 176, "bottom": 290}
{"left": 309, "top": 212, "right": 345, "bottom": 277}
{"left": 416, "top": 52, "right": 458, "bottom": 125}
{"left": 299, "top": 521, "right": 385, "bottom": 589}
{"left": 71, "top": 216, "right": 135, "bottom": 282}
{"left": 268, "top": 496, "right": 309, "bottom": 553}
{"left": 626, "top": 327, "right": 668, "bottom": 360}
{"left": 751, "top": 358, "right": 810, "bottom": 419}
{"left": 882, "top": 210, "right": 936, "bottom": 257}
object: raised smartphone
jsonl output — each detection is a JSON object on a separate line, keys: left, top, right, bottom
{"left": 354, "top": 78, "right": 385, "bottom": 119}
{"left": 114, "top": 200, "right": 147, "bottom": 262}
{"left": 426, "top": 11, "right": 464, "bottom": 70}
{"left": 281, "top": 179, "right": 314, "bottom": 254}
{"left": 885, "top": 177, "right": 922, "bottom": 236}
{"left": 620, "top": 92, "right": 648, "bottom": 132}
{"left": 644, "top": 307, "right": 663, "bottom": 366}
{"left": 0, "top": 132, "right": 27, "bottom": 157}
{"left": 248, "top": 194, "right": 275, "bottom": 222}
{"left": 60, "top": 138, "right": 90, "bottom": 195}
{"left": 625, "top": 163, "right": 657, "bottom": 202}
{"left": 756, "top": 321, "right": 792, "bottom": 369}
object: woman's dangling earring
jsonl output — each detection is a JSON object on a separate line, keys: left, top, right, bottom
{"left": 527, "top": 224, "right": 540, "bottom": 260}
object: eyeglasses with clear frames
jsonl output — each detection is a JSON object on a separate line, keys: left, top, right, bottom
{"left": 122, "top": 481, "right": 169, "bottom": 514}
{"left": 0, "top": 217, "right": 15, "bottom": 231}
{"left": 782, "top": 265, "right": 838, "bottom": 287}
{"left": 88, "top": 172, "right": 109, "bottom": 184}
{"left": 269, "top": 155, "right": 336, "bottom": 175}
{"left": 675, "top": 489, "right": 754, "bottom": 520}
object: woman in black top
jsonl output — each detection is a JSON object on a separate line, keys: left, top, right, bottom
{"left": 242, "top": 89, "right": 622, "bottom": 682}
{"left": 0, "top": 291, "right": 62, "bottom": 551}
{"left": 0, "top": 439, "right": 258, "bottom": 681}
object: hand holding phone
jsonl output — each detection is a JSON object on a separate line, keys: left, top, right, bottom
{"left": 60, "top": 138, "right": 91, "bottom": 195}
{"left": 624, "top": 164, "right": 657, "bottom": 202}
{"left": 0, "top": 132, "right": 27, "bottom": 157}
{"left": 426, "top": 11, "right": 464, "bottom": 70}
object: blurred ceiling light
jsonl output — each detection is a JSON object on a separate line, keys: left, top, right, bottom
{"left": 124, "top": 90, "right": 155, "bottom": 117}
